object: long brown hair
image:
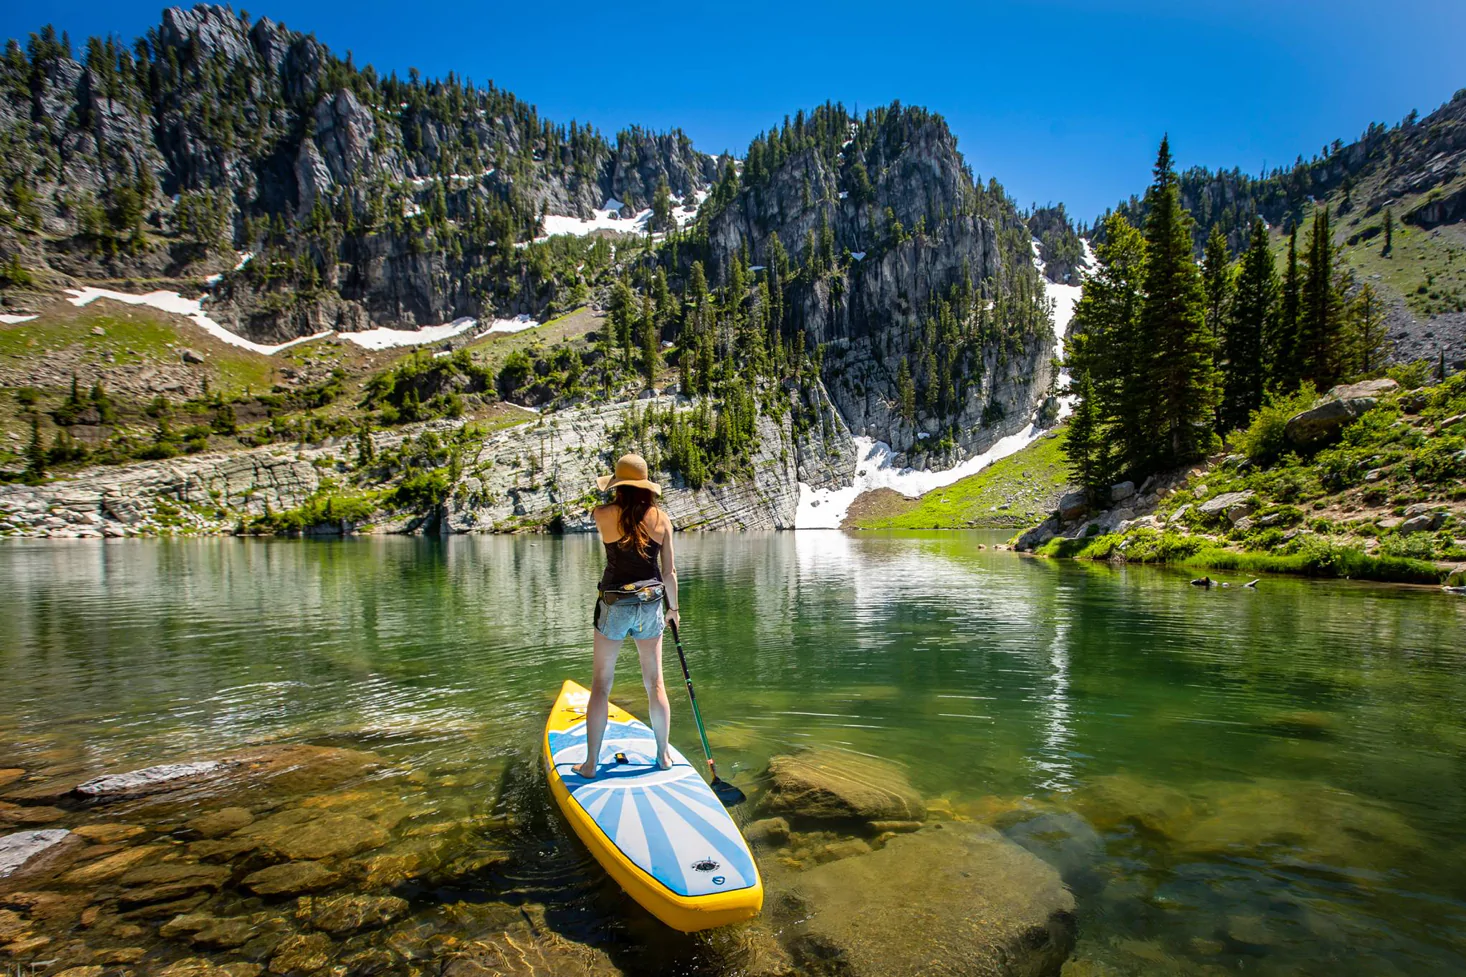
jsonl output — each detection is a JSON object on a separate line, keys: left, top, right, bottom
{"left": 613, "top": 485, "right": 658, "bottom": 556}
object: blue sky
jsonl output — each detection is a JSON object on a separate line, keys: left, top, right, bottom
{"left": 5, "top": 0, "right": 1463, "bottom": 221}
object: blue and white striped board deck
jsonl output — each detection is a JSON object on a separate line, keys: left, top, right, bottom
{"left": 548, "top": 717, "right": 759, "bottom": 899}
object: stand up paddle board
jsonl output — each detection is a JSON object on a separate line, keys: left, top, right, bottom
{"left": 543, "top": 679, "right": 763, "bottom": 932}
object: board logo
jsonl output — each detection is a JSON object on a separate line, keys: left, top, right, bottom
{"left": 691, "top": 857, "right": 720, "bottom": 873}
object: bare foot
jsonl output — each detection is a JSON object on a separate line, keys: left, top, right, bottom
{"left": 656, "top": 751, "right": 673, "bottom": 770}
{"left": 572, "top": 760, "right": 597, "bottom": 779}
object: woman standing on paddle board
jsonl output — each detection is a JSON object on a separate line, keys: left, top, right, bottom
{"left": 572, "top": 453, "right": 680, "bottom": 779}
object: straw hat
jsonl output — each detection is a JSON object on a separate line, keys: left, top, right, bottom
{"left": 597, "top": 453, "right": 661, "bottom": 495}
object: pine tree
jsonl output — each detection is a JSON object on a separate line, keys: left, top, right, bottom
{"left": 609, "top": 278, "right": 635, "bottom": 367}
{"left": 639, "top": 295, "right": 658, "bottom": 388}
{"left": 896, "top": 357, "right": 916, "bottom": 422}
{"left": 1300, "top": 206, "right": 1344, "bottom": 388}
{"left": 650, "top": 179, "right": 674, "bottom": 233}
{"left": 1138, "top": 138, "right": 1218, "bottom": 470}
{"left": 1222, "top": 217, "right": 1276, "bottom": 431}
{"left": 1382, "top": 207, "right": 1394, "bottom": 258}
{"left": 1351, "top": 283, "right": 1386, "bottom": 376}
{"left": 1066, "top": 211, "right": 1148, "bottom": 478}
{"left": 1202, "top": 224, "right": 1232, "bottom": 343}
{"left": 1270, "top": 226, "right": 1303, "bottom": 394}
{"left": 356, "top": 419, "right": 375, "bottom": 466}
{"left": 1065, "top": 373, "right": 1107, "bottom": 502}
{"left": 25, "top": 415, "right": 46, "bottom": 483}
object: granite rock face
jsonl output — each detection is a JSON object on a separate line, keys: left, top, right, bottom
{"left": 0, "top": 4, "right": 719, "bottom": 336}
{"left": 703, "top": 109, "right": 1058, "bottom": 468}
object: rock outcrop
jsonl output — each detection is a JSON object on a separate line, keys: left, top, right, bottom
{"left": 0, "top": 385, "right": 854, "bottom": 537}
{"left": 702, "top": 106, "right": 1058, "bottom": 468}
{"left": 0, "top": 5, "right": 718, "bottom": 336}
{"left": 1285, "top": 378, "right": 1397, "bottom": 449}
{"left": 774, "top": 823, "right": 1077, "bottom": 976}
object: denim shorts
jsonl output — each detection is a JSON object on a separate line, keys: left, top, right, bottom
{"left": 596, "top": 598, "right": 665, "bottom": 641}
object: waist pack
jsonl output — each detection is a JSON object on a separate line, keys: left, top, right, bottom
{"left": 600, "top": 578, "right": 665, "bottom": 605}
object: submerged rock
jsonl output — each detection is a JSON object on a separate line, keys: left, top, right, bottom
{"left": 71, "top": 823, "right": 146, "bottom": 844}
{"left": 760, "top": 749, "right": 926, "bottom": 823}
{"left": 59, "top": 844, "right": 164, "bottom": 884}
{"left": 776, "top": 823, "right": 1076, "bottom": 976}
{"left": 1001, "top": 812, "right": 1106, "bottom": 890}
{"left": 0, "top": 828, "right": 72, "bottom": 879}
{"left": 75, "top": 761, "right": 227, "bottom": 800}
{"left": 295, "top": 893, "right": 408, "bottom": 934}
{"left": 187, "top": 807, "right": 255, "bottom": 838}
{"left": 439, "top": 923, "right": 621, "bottom": 977}
{"left": 240, "top": 810, "right": 389, "bottom": 861}
{"left": 1180, "top": 778, "right": 1425, "bottom": 872}
{"left": 0, "top": 801, "right": 65, "bottom": 825}
{"left": 242, "top": 861, "right": 341, "bottom": 897}
{"left": 160, "top": 959, "right": 261, "bottom": 977}
{"left": 268, "top": 932, "right": 334, "bottom": 975}
{"left": 1068, "top": 774, "right": 1195, "bottom": 840}
{"left": 116, "top": 862, "right": 230, "bottom": 907}
{"left": 159, "top": 911, "right": 256, "bottom": 949}
{"left": 744, "top": 817, "right": 791, "bottom": 847}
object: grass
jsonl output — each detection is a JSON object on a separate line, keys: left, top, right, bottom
{"left": 1036, "top": 528, "right": 1446, "bottom": 584}
{"left": 1276, "top": 193, "right": 1466, "bottom": 320}
{"left": 849, "top": 429, "right": 1072, "bottom": 530}
{"left": 1028, "top": 373, "right": 1466, "bottom": 586}
{"left": 0, "top": 305, "right": 281, "bottom": 397}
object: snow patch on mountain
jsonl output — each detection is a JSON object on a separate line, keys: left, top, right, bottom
{"left": 537, "top": 189, "right": 707, "bottom": 241}
{"left": 340, "top": 314, "right": 540, "bottom": 350}
{"left": 65, "top": 288, "right": 330, "bottom": 355}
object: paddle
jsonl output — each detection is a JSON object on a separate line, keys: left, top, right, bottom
{"left": 667, "top": 619, "right": 746, "bottom": 807}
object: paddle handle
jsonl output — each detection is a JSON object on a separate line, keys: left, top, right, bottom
{"left": 668, "top": 619, "right": 720, "bottom": 781}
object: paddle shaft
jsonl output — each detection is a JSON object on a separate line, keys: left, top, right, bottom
{"left": 667, "top": 619, "right": 721, "bottom": 781}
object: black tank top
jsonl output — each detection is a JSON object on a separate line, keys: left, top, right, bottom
{"left": 600, "top": 535, "right": 662, "bottom": 590}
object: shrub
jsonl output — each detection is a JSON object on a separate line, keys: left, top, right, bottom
{"left": 1386, "top": 360, "right": 1434, "bottom": 390}
{"left": 497, "top": 350, "right": 533, "bottom": 397}
{"left": 1235, "top": 385, "right": 1318, "bottom": 465}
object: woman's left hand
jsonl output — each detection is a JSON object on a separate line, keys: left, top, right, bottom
{"left": 665, "top": 608, "right": 680, "bottom": 631}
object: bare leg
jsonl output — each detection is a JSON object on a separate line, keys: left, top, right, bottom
{"left": 635, "top": 633, "right": 673, "bottom": 769}
{"left": 573, "top": 628, "right": 620, "bottom": 779}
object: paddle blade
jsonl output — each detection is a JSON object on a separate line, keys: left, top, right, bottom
{"left": 710, "top": 777, "right": 747, "bottom": 807}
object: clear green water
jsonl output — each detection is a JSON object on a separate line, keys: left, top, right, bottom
{"left": 2, "top": 533, "right": 1465, "bottom": 975}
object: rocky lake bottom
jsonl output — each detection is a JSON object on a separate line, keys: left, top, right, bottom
{"left": 1, "top": 533, "right": 1464, "bottom": 976}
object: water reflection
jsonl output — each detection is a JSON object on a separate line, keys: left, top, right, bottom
{"left": 1, "top": 535, "right": 1464, "bottom": 975}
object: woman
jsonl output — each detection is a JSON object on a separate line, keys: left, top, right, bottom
{"left": 572, "top": 453, "right": 680, "bottom": 780}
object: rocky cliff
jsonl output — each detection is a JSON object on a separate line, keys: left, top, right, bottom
{"left": 699, "top": 104, "right": 1057, "bottom": 468}
{"left": 0, "top": 384, "right": 855, "bottom": 539}
{"left": 0, "top": 6, "right": 718, "bottom": 338}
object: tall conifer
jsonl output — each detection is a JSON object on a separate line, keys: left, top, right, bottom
{"left": 1270, "top": 226, "right": 1302, "bottom": 394}
{"left": 1300, "top": 206, "right": 1344, "bottom": 388}
{"left": 1065, "top": 212, "right": 1145, "bottom": 483}
{"left": 1222, "top": 217, "right": 1276, "bottom": 430}
{"left": 1138, "top": 137, "right": 1218, "bottom": 469}
{"left": 1065, "top": 373, "right": 1107, "bottom": 503}
{"left": 1202, "top": 225, "right": 1232, "bottom": 344}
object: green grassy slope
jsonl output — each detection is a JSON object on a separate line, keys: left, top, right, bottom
{"left": 1032, "top": 375, "right": 1466, "bottom": 585}
{"left": 848, "top": 429, "right": 1072, "bottom": 530}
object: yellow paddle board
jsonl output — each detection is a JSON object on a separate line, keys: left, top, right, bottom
{"left": 543, "top": 679, "right": 763, "bottom": 932}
